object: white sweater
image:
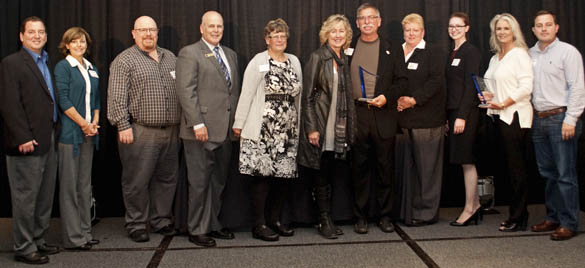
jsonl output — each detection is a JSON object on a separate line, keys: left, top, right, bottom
{"left": 484, "top": 47, "right": 534, "bottom": 128}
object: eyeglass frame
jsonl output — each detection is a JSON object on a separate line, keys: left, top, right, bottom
{"left": 357, "top": 15, "right": 380, "bottom": 21}
{"left": 134, "top": 28, "right": 159, "bottom": 34}
{"left": 448, "top": 25, "right": 467, "bottom": 30}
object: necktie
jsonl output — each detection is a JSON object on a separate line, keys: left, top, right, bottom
{"left": 213, "top": 46, "right": 231, "bottom": 88}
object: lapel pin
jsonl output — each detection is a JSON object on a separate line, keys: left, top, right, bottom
{"left": 386, "top": 50, "right": 390, "bottom": 55}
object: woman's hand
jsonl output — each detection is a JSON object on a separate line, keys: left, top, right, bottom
{"left": 478, "top": 91, "right": 494, "bottom": 102}
{"left": 308, "top": 131, "right": 320, "bottom": 147}
{"left": 233, "top": 128, "right": 242, "bottom": 138}
{"left": 453, "top": 118, "right": 466, "bottom": 134}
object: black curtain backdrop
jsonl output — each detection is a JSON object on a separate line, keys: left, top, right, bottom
{"left": 1, "top": 0, "right": 585, "bottom": 228}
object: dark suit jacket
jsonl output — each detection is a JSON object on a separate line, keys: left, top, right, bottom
{"left": 445, "top": 41, "right": 481, "bottom": 121}
{"left": 175, "top": 40, "right": 241, "bottom": 143}
{"left": 398, "top": 42, "right": 446, "bottom": 129}
{"left": 0, "top": 48, "right": 58, "bottom": 156}
{"left": 348, "top": 36, "right": 408, "bottom": 138}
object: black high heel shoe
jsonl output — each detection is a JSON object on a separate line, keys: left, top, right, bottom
{"left": 499, "top": 214, "right": 528, "bottom": 232}
{"left": 450, "top": 207, "right": 482, "bottom": 227}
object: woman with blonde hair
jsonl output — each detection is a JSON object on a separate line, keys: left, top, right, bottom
{"left": 298, "top": 14, "right": 356, "bottom": 239}
{"left": 481, "top": 13, "right": 533, "bottom": 232}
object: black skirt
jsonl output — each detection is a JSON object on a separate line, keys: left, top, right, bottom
{"left": 447, "top": 108, "right": 479, "bottom": 164}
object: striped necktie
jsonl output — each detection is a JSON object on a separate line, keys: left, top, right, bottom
{"left": 213, "top": 46, "right": 231, "bottom": 88}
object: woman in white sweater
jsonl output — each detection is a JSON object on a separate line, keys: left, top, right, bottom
{"left": 233, "top": 19, "right": 302, "bottom": 241}
{"left": 482, "top": 13, "right": 533, "bottom": 232}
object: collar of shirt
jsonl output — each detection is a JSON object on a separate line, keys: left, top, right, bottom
{"left": 65, "top": 55, "right": 93, "bottom": 69}
{"left": 402, "top": 39, "right": 426, "bottom": 62}
{"left": 402, "top": 39, "right": 426, "bottom": 50}
{"left": 23, "top": 46, "right": 48, "bottom": 63}
{"left": 134, "top": 45, "right": 164, "bottom": 61}
{"left": 202, "top": 38, "right": 222, "bottom": 53}
{"left": 532, "top": 37, "right": 559, "bottom": 54}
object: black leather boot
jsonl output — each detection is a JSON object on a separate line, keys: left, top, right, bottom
{"left": 315, "top": 185, "right": 338, "bottom": 239}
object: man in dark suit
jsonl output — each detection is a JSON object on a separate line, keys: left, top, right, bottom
{"left": 347, "top": 3, "right": 408, "bottom": 234}
{"left": 0, "top": 16, "right": 60, "bottom": 265}
{"left": 176, "top": 10, "right": 241, "bottom": 247}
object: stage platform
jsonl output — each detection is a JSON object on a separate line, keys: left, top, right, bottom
{"left": 1, "top": 205, "right": 584, "bottom": 268}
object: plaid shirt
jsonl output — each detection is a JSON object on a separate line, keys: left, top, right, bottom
{"left": 107, "top": 45, "right": 180, "bottom": 131}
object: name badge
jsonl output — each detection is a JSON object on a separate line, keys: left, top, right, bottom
{"left": 344, "top": 48, "right": 354, "bottom": 56}
{"left": 170, "top": 71, "right": 176, "bottom": 79}
{"left": 205, "top": 53, "right": 215, "bottom": 58}
{"left": 88, "top": 70, "right": 99, "bottom": 78}
{"left": 451, "top": 58, "right": 461, "bottom": 66}
{"left": 407, "top": 62, "right": 418, "bottom": 70}
{"left": 259, "top": 64, "right": 269, "bottom": 72}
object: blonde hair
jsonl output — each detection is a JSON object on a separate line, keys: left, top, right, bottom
{"left": 402, "top": 13, "right": 424, "bottom": 30}
{"left": 318, "top": 14, "right": 353, "bottom": 50}
{"left": 489, "top": 13, "right": 528, "bottom": 55}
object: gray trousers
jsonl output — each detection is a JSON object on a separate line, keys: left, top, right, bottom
{"left": 118, "top": 124, "right": 179, "bottom": 233}
{"left": 399, "top": 126, "right": 445, "bottom": 223}
{"left": 58, "top": 138, "right": 93, "bottom": 248}
{"left": 6, "top": 132, "right": 58, "bottom": 256}
{"left": 183, "top": 139, "right": 232, "bottom": 235}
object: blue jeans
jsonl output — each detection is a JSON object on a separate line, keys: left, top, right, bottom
{"left": 532, "top": 113, "right": 582, "bottom": 231}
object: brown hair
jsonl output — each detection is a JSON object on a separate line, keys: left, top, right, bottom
{"left": 534, "top": 10, "right": 557, "bottom": 25}
{"left": 450, "top": 12, "right": 470, "bottom": 26}
{"left": 20, "top": 16, "right": 44, "bottom": 33}
{"left": 58, "top": 27, "right": 93, "bottom": 56}
{"left": 264, "top": 18, "right": 289, "bottom": 38}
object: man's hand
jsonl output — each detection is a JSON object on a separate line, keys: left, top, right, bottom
{"left": 118, "top": 128, "right": 134, "bottom": 144}
{"left": 18, "top": 140, "right": 38, "bottom": 154}
{"left": 308, "top": 131, "right": 320, "bottom": 147}
{"left": 367, "top": 95, "right": 387, "bottom": 108}
{"left": 453, "top": 118, "right": 466, "bottom": 134}
{"left": 194, "top": 126, "right": 209, "bottom": 142}
{"left": 233, "top": 128, "right": 241, "bottom": 138}
{"left": 562, "top": 123, "right": 576, "bottom": 141}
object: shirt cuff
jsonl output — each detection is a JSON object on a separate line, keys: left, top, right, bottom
{"left": 563, "top": 114, "right": 578, "bottom": 126}
{"left": 193, "top": 123, "right": 205, "bottom": 130}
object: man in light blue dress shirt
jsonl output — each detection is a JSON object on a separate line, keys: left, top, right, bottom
{"left": 529, "top": 10, "right": 585, "bottom": 241}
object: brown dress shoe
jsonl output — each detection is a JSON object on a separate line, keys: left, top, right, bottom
{"left": 551, "top": 227, "right": 575, "bottom": 241}
{"left": 531, "top": 220, "right": 559, "bottom": 232}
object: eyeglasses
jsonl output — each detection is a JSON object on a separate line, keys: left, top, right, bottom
{"left": 448, "top": 25, "right": 467, "bottom": 30}
{"left": 268, "top": 34, "right": 287, "bottom": 40}
{"left": 357, "top": 15, "right": 380, "bottom": 21}
{"left": 134, "top": 28, "right": 159, "bottom": 34}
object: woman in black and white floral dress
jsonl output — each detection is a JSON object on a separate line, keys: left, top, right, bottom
{"left": 233, "top": 18, "right": 302, "bottom": 241}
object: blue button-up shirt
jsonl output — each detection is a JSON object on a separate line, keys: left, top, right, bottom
{"left": 23, "top": 46, "right": 58, "bottom": 122}
{"left": 530, "top": 38, "right": 585, "bottom": 126}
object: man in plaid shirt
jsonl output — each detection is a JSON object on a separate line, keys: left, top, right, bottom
{"left": 107, "top": 16, "right": 180, "bottom": 243}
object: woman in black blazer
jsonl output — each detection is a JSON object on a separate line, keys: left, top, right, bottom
{"left": 445, "top": 12, "right": 482, "bottom": 226}
{"left": 397, "top": 13, "right": 446, "bottom": 226}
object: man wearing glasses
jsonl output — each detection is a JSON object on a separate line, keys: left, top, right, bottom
{"left": 529, "top": 10, "right": 585, "bottom": 241}
{"left": 107, "top": 15, "right": 180, "bottom": 243}
{"left": 347, "top": 3, "right": 408, "bottom": 234}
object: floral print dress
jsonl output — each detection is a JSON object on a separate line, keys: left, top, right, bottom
{"left": 239, "top": 58, "right": 301, "bottom": 178}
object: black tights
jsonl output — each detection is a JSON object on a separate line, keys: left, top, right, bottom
{"left": 250, "top": 176, "right": 289, "bottom": 226}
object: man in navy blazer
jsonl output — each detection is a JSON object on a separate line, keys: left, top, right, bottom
{"left": 0, "top": 16, "right": 60, "bottom": 265}
{"left": 347, "top": 3, "right": 408, "bottom": 234}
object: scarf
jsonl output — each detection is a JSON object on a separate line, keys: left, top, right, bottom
{"left": 326, "top": 44, "right": 349, "bottom": 159}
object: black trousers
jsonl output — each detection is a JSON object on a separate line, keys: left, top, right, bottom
{"left": 495, "top": 113, "right": 529, "bottom": 222}
{"left": 352, "top": 107, "right": 395, "bottom": 219}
